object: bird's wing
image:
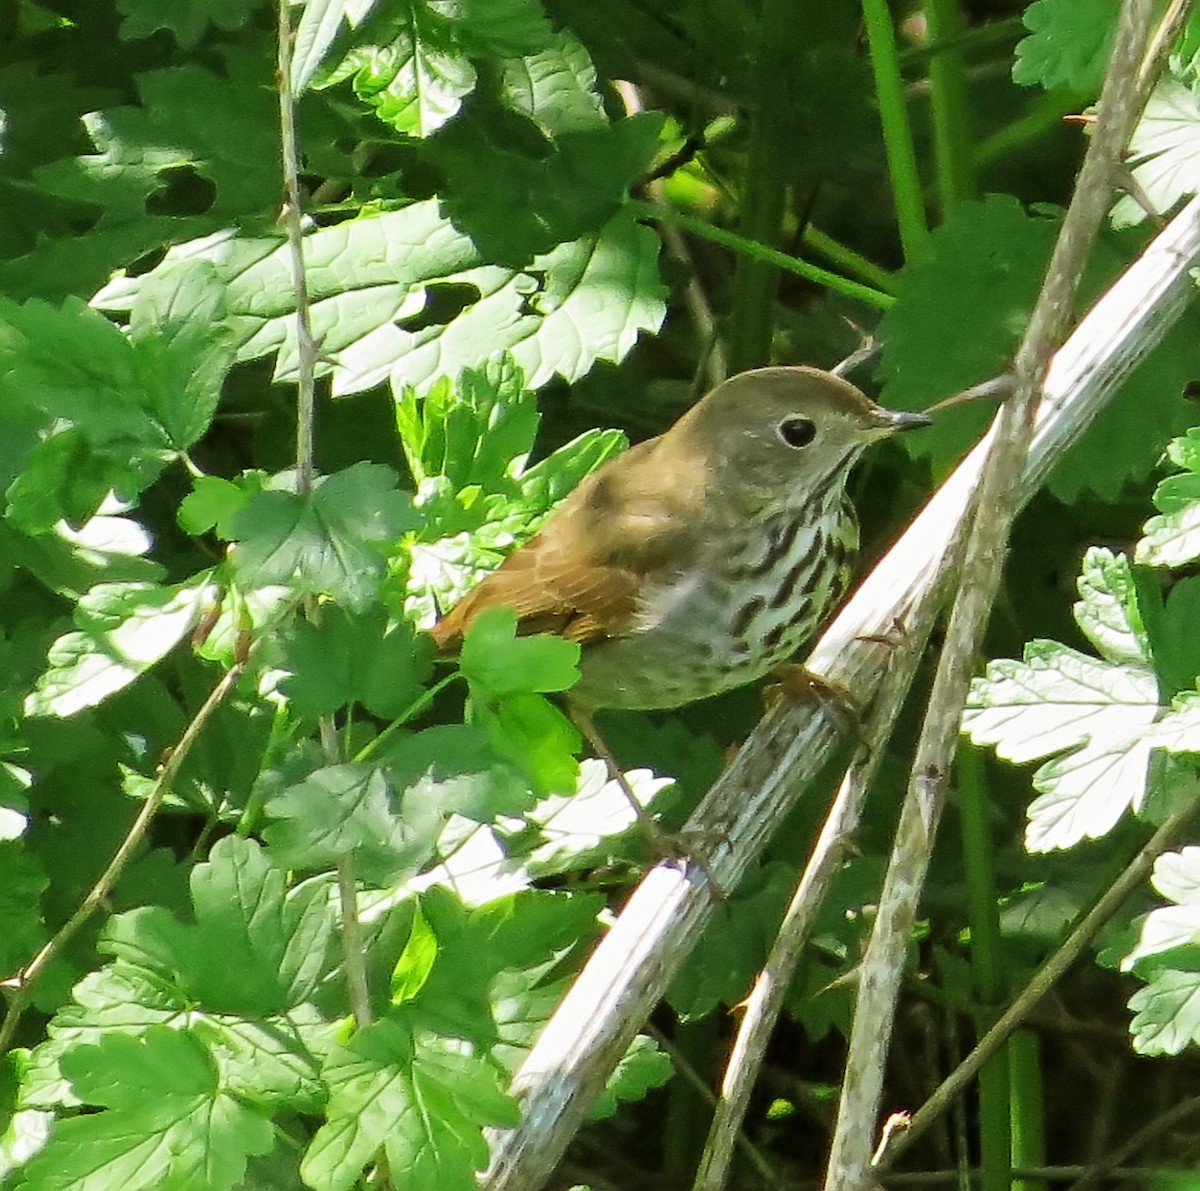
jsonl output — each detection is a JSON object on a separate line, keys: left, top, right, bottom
{"left": 428, "top": 524, "right": 646, "bottom": 650}
{"left": 430, "top": 435, "right": 707, "bottom": 651}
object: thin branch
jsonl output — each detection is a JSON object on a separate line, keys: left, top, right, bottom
{"left": 823, "top": 4, "right": 1158, "bottom": 1186}
{"left": 0, "top": 660, "right": 248, "bottom": 1054}
{"left": 277, "top": 0, "right": 319, "bottom": 499}
{"left": 277, "top": 0, "right": 372, "bottom": 1036}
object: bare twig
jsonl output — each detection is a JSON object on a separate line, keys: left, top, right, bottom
{"left": 0, "top": 658, "right": 248, "bottom": 1054}
{"left": 823, "top": 4, "right": 1158, "bottom": 1186}
{"left": 277, "top": 0, "right": 372, "bottom": 1035}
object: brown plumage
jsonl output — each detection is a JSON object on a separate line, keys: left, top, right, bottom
{"left": 431, "top": 366, "right": 929, "bottom": 711}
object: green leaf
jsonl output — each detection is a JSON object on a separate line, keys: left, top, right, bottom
{"left": 177, "top": 475, "right": 250, "bottom": 537}
{"left": 669, "top": 862, "right": 793, "bottom": 1019}
{"left": 1012, "top": 0, "right": 1118, "bottom": 93}
{"left": 94, "top": 202, "right": 666, "bottom": 396}
{"left": 300, "top": 1018, "right": 519, "bottom": 1191}
{"left": 879, "top": 194, "right": 1200, "bottom": 501}
{"left": 25, "top": 578, "right": 216, "bottom": 718}
{"left": 499, "top": 31, "right": 607, "bottom": 135}
{"left": 963, "top": 641, "right": 1160, "bottom": 852}
{"left": 229, "top": 463, "right": 416, "bottom": 610}
{"left": 1123, "top": 848, "right": 1200, "bottom": 1054}
{"left": 1073, "top": 547, "right": 1150, "bottom": 668}
{"left": 34, "top": 58, "right": 280, "bottom": 226}
{"left": 117, "top": 0, "right": 260, "bottom": 48}
{"left": 430, "top": 110, "right": 665, "bottom": 263}
{"left": 590, "top": 1035, "right": 673, "bottom": 1120}
{"left": 263, "top": 763, "right": 443, "bottom": 885}
{"left": 399, "top": 887, "right": 600, "bottom": 1044}
{"left": 395, "top": 357, "right": 539, "bottom": 491}
{"left": 126, "top": 259, "right": 236, "bottom": 451}
{"left": 277, "top": 608, "right": 434, "bottom": 720}
{"left": 1138, "top": 428, "right": 1200, "bottom": 567}
{"left": 476, "top": 693, "right": 580, "bottom": 795}
{"left": 380, "top": 724, "right": 535, "bottom": 821}
{"left": 459, "top": 606, "right": 580, "bottom": 697}
{"left": 104, "top": 836, "right": 336, "bottom": 1015}
{"left": 0, "top": 842, "right": 49, "bottom": 978}
{"left": 327, "top": 3, "right": 477, "bottom": 138}
{"left": 1112, "top": 77, "right": 1200, "bottom": 228}
{"left": 391, "top": 902, "right": 439, "bottom": 1003}
{"left": 20, "top": 1026, "right": 274, "bottom": 1191}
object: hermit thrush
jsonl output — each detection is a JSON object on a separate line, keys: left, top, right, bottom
{"left": 431, "top": 366, "right": 930, "bottom": 713}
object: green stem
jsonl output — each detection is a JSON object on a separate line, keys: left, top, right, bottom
{"left": 925, "top": 0, "right": 977, "bottom": 210}
{"left": 354, "top": 671, "right": 462, "bottom": 764}
{"left": 957, "top": 745, "right": 1010, "bottom": 1191}
{"left": 975, "top": 90, "right": 1081, "bottom": 171}
{"left": 726, "top": 0, "right": 798, "bottom": 372}
{"left": 900, "top": 15, "right": 1025, "bottom": 65}
{"left": 862, "top": 0, "right": 929, "bottom": 260}
{"left": 630, "top": 201, "right": 894, "bottom": 311}
{"left": 801, "top": 224, "right": 895, "bottom": 293}
{"left": 1009, "top": 1030, "right": 1047, "bottom": 1191}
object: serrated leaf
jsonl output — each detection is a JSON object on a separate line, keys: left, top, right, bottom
{"left": 1138, "top": 429, "right": 1200, "bottom": 567}
{"left": 430, "top": 111, "right": 664, "bottom": 263}
{"left": 379, "top": 724, "right": 534, "bottom": 821}
{"left": 20, "top": 1026, "right": 274, "bottom": 1191}
{"left": 1113, "top": 76, "right": 1200, "bottom": 227}
{"left": 964, "top": 641, "right": 1161, "bottom": 851}
{"left": 300, "top": 1019, "right": 518, "bottom": 1191}
{"left": 94, "top": 203, "right": 665, "bottom": 397}
{"left": 103, "top": 837, "right": 336, "bottom": 1015}
{"left": 263, "top": 763, "right": 443, "bottom": 885}
{"left": 1012, "top": 0, "right": 1118, "bottom": 93}
{"left": 590, "top": 1035, "right": 673, "bottom": 1120}
{"left": 229, "top": 464, "right": 416, "bottom": 610}
{"left": 25, "top": 578, "right": 216, "bottom": 718}
{"left": 331, "top": 6, "right": 476, "bottom": 138}
{"left": 500, "top": 31, "right": 606, "bottom": 135}
{"left": 117, "top": 0, "right": 260, "bottom": 49}
{"left": 879, "top": 194, "right": 1200, "bottom": 501}
{"left": 1127, "top": 968, "right": 1200, "bottom": 1055}
{"left": 1074, "top": 547, "right": 1150, "bottom": 666}
{"left": 278, "top": 608, "right": 433, "bottom": 720}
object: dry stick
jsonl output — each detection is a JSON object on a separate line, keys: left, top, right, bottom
{"left": 1066, "top": 1092, "right": 1200, "bottom": 1191}
{"left": 0, "top": 659, "right": 247, "bottom": 1055}
{"left": 692, "top": 610, "right": 933, "bottom": 1191}
{"left": 276, "top": 1, "right": 372, "bottom": 1034}
{"left": 824, "top": 5, "right": 1158, "bottom": 1187}
{"left": 481, "top": 188, "right": 1200, "bottom": 1191}
{"left": 880, "top": 787, "right": 1200, "bottom": 1170}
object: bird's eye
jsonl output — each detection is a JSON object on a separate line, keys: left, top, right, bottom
{"left": 777, "top": 417, "right": 816, "bottom": 448}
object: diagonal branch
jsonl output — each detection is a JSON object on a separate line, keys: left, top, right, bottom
{"left": 482, "top": 180, "right": 1200, "bottom": 1191}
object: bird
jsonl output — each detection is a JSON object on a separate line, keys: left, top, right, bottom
{"left": 430, "top": 366, "right": 930, "bottom": 719}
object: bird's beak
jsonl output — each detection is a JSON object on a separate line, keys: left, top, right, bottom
{"left": 874, "top": 407, "right": 933, "bottom": 435}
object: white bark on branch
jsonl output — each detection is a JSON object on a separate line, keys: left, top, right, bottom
{"left": 481, "top": 190, "right": 1200, "bottom": 1190}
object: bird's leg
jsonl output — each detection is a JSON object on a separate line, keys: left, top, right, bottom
{"left": 569, "top": 703, "right": 662, "bottom": 837}
{"left": 568, "top": 703, "right": 724, "bottom": 896}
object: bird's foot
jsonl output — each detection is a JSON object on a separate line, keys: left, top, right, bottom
{"left": 766, "top": 663, "right": 862, "bottom": 737}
